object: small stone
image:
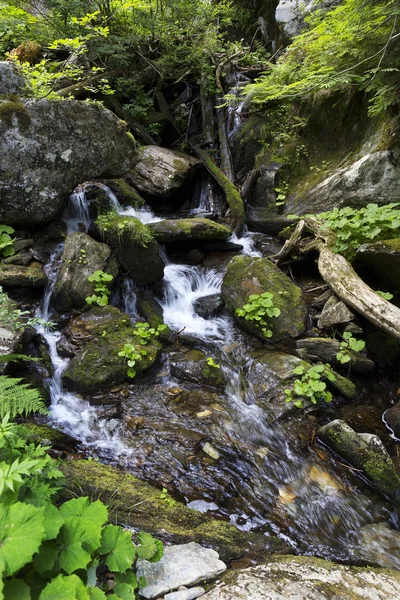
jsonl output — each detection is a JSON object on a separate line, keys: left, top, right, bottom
{"left": 164, "top": 587, "right": 205, "bottom": 600}
{"left": 137, "top": 542, "right": 226, "bottom": 599}
{"left": 202, "top": 442, "right": 220, "bottom": 460}
{"left": 318, "top": 295, "right": 354, "bottom": 329}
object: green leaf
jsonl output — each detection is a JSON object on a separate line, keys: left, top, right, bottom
{"left": 39, "top": 574, "right": 90, "bottom": 600}
{"left": 0, "top": 502, "right": 45, "bottom": 577}
{"left": 113, "top": 583, "right": 136, "bottom": 600}
{"left": 88, "top": 589, "right": 107, "bottom": 599}
{"left": 3, "top": 579, "right": 31, "bottom": 600}
{"left": 57, "top": 518, "right": 91, "bottom": 574}
{"left": 292, "top": 366, "right": 305, "bottom": 375}
{"left": 43, "top": 504, "right": 64, "bottom": 541}
{"left": 60, "top": 498, "right": 108, "bottom": 553}
{"left": 137, "top": 532, "right": 163, "bottom": 562}
{"left": 33, "top": 540, "right": 59, "bottom": 575}
{"left": 100, "top": 525, "right": 136, "bottom": 573}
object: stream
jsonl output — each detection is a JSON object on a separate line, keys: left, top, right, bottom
{"left": 31, "top": 184, "right": 400, "bottom": 570}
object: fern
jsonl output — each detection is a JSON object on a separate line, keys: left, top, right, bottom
{"left": 0, "top": 376, "right": 47, "bottom": 419}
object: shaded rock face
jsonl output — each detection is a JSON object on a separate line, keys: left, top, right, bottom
{"left": 128, "top": 146, "right": 200, "bottom": 198}
{"left": 202, "top": 555, "right": 400, "bottom": 600}
{"left": 221, "top": 255, "right": 308, "bottom": 342}
{"left": 355, "top": 238, "right": 400, "bottom": 292}
{"left": 61, "top": 306, "right": 161, "bottom": 394}
{"left": 318, "top": 419, "right": 400, "bottom": 499}
{"left": 148, "top": 219, "right": 232, "bottom": 244}
{"left": 0, "top": 61, "right": 24, "bottom": 94}
{"left": 98, "top": 215, "right": 164, "bottom": 285}
{"left": 286, "top": 150, "right": 400, "bottom": 216}
{"left": 383, "top": 403, "right": 400, "bottom": 440}
{"left": 0, "top": 99, "right": 137, "bottom": 224}
{"left": 51, "top": 232, "right": 117, "bottom": 313}
{"left": 0, "top": 263, "right": 47, "bottom": 288}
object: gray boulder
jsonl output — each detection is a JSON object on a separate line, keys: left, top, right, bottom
{"left": 221, "top": 255, "right": 308, "bottom": 342}
{"left": 317, "top": 419, "right": 400, "bottom": 499}
{"left": 138, "top": 542, "right": 226, "bottom": 599}
{"left": 317, "top": 295, "right": 354, "bottom": 329}
{"left": 0, "top": 98, "right": 137, "bottom": 224}
{"left": 128, "top": 146, "right": 200, "bottom": 198}
{"left": 201, "top": 555, "right": 400, "bottom": 600}
{"left": 51, "top": 232, "right": 117, "bottom": 313}
{"left": 0, "top": 61, "right": 24, "bottom": 95}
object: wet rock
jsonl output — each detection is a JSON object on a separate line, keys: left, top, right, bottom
{"left": 97, "top": 178, "right": 145, "bottom": 207}
{"left": 61, "top": 459, "right": 287, "bottom": 562}
{"left": 165, "top": 588, "right": 205, "bottom": 600}
{"left": 193, "top": 294, "right": 224, "bottom": 319}
{"left": 3, "top": 250, "right": 32, "bottom": 266}
{"left": 358, "top": 523, "right": 400, "bottom": 570}
{"left": 0, "top": 61, "right": 24, "bottom": 94}
{"left": 62, "top": 306, "right": 161, "bottom": 393}
{"left": 296, "top": 337, "right": 374, "bottom": 373}
{"left": 317, "top": 419, "right": 400, "bottom": 499}
{"left": 170, "top": 349, "right": 225, "bottom": 390}
{"left": 182, "top": 249, "right": 204, "bottom": 266}
{"left": 128, "top": 146, "right": 200, "bottom": 198}
{"left": 383, "top": 403, "right": 400, "bottom": 440}
{"left": 148, "top": 219, "right": 231, "bottom": 244}
{"left": 51, "top": 232, "right": 117, "bottom": 312}
{"left": 0, "top": 98, "right": 137, "bottom": 225}
{"left": 317, "top": 295, "right": 354, "bottom": 329}
{"left": 221, "top": 255, "right": 308, "bottom": 342}
{"left": 137, "top": 543, "right": 226, "bottom": 599}
{"left": 354, "top": 238, "right": 400, "bottom": 292}
{"left": 201, "top": 555, "right": 400, "bottom": 600}
{"left": 201, "top": 241, "right": 242, "bottom": 252}
{"left": 0, "top": 263, "right": 47, "bottom": 288}
{"left": 97, "top": 214, "right": 164, "bottom": 285}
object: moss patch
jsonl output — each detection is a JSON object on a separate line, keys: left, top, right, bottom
{"left": 0, "top": 96, "right": 31, "bottom": 131}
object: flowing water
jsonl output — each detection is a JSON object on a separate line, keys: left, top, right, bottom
{"left": 35, "top": 184, "right": 400, "bottom": 567}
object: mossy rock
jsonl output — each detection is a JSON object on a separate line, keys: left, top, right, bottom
{"left": 221, "top": 255, "right": 307, "bottom": 343}
{"left": 170, "top": 349, "right": 226, "bottom": 390}
{"left": 148, "top": 218, "right": 232, "bottom": 244}
{"left": 100, "top": 178, "right": 145, "bottom": 208}
{"left": 60, "top": 459, "right": 289, "bottom": 562}
{"left": 0, "top": 262, "right": 47, "bottom": 288}
{"left": 318, "top": 419, "right": 400, "bottom": 499}
{"left": 97, "top": 213, "right": 164, "bottom": 285}
{"left": 62, "top": 306, "right": 162, "bottom": 393}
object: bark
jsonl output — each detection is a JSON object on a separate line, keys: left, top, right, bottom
{"left": 272, "top": 219, "right": 400, "bottom": 341}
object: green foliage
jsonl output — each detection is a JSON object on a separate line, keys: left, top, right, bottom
{"left": 96, "top": 213, "right": 153, "bottom": 248}
{"left": 118, "top": 322, "right": 166, "bottom": 378}
{"left": 336, "top": 332, "right": 366, "bottom": 364}
{"left": 245, "top": 0, "right": 400, "bottom": 117}
{"left": 376, "top": 290, "right": 394, "bottom": 301}
{"left": 206, "top": 357, "right": 220, "bottom": 369}
{"left": 305, "top": 203, "right": 400, "bottom": 260}
{"left": 159, "top": 488, "right": 176, "bottom": 508}
{"left": 85, "top": 271, "right": 113, "bottom": 307}
{"left": 285, "top": 363, "right": 336, "bottom": 408}
{"left": 236, "top": 292, "right": 281, "bottom": 338}
{"left": 0, "top": 225, "right": 15, "bottom": 259}
{"left": 0, "top": 286, "right": 26, "bottom": 330}
{"left": 0, "top": 376, "right": 47, "bottom": 419}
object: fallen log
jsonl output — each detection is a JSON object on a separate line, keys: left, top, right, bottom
{"left": 272, "top": 219, "right": 400, "bottom": 341}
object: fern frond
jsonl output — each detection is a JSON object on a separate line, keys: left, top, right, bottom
{"left": 0, "top": 376, "right": 47, "bottom": 419}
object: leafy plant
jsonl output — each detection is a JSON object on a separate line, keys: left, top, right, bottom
{"left": 0, "top": 375, "right": 47, "bottom": 419}
{"left": 376, "top": 290, "right": 394, "bottom": 301}
{"left": 236, "top": 292, "right": 281, "bottom": 338}
{"left": 336, "top": 332, "right": 366, "bottom": 364}
{"left": 159, "top": 488, "right": 176, "bottom": 508}
{"left": 305, "top": 203, "right": 400, "bottom": 260}
{"left": 118, "top": 323, "right": 167, "bottom": 378}
{"left": 117, "top": 344, "right": 147, "bottom": 379}
{"left": 0, "top": 225, "right": 14, "bottom": 258}
{"left": 96, "top": 213, "right": 153, "bottom": 248}
{"left": 285, "top": 364, "right": 336, "bottom": 408}
{"left": 85, "top": 271, "right": 113, "bottom": 307}
{"left": 206, "top": 357, "right": 220, "bottom": 369}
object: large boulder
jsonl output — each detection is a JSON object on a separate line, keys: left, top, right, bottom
{"left": 51, "top": 232, "right": 118, "bottom": 313}
{"left": 148, "top": 219, "right": 232, "bottom": 243}
{"left": 0, "top": 61, "right": 24, "bottom": 95}
{"left": 354, "top": 239, "right": 400, "bottom": 292}
{"left": 0, "top": 98, "right": 137, "bottom": 224}
{"left": 285, "top": 149, "right": 400, "bottom": 217}
{"left": 221, "top": 255, "right": 307, "bottom": 342}
{"left": 202, "top": 555, "right": 400, "bottom": 600}
{"left": 62, "top": 306, "right": 161, "bottom": 393}
{"left": 318, "top": 419, "right": 400, "bottom": 499}
{"left": 96, "top": 214, "right": 164, "bottom": 285}
{"left": 128, "top": 146, "right": 200, "bottom": 198}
